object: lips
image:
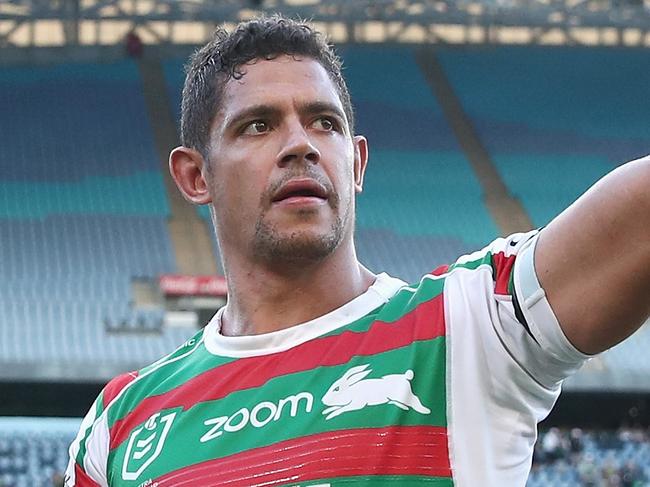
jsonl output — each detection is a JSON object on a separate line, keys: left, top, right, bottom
{"left": 271, "top": 178, "right": 329, "bottom": 203}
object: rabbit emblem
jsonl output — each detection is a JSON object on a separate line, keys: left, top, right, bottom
{"left": 321, "top": 364, "right": 431, "bottom": 420}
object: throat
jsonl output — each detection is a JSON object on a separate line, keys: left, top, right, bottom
{"left": 220, "top": 263, "right": 376, "bottom": 337}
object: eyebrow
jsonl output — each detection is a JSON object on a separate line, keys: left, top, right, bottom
{"left": 299, "top": 101, "right": 347, "bottom": 125}
{"left": 223, "top": 101, "right": 348, "bottom": 133}
{"left": 223, "top": 104, "right": 282, "bottom": 132}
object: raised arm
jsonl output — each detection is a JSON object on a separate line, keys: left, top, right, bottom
{"left": 535, "top": 156, "right": 650, "bottom": 355}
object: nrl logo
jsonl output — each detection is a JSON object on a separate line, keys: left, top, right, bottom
{"left": 321, "top": 364, "right": 431, "bottom": 420}
{"left": 122, "top": 411, "right": 177, "bottom": 481}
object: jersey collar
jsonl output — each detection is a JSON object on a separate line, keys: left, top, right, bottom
{"left": 203, "top": 272, "right": 406, "bottom": 358}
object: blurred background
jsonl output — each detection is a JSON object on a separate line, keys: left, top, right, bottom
{"left": 1, "top": 0, "right": 650, "bottom": 485}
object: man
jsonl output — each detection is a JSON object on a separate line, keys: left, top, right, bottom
{"left": 66, "top": 15, "right": 650, "bottom": 486}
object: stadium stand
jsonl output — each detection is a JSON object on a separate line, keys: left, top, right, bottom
{"left": 342, "top": 46, "right": 500, "bottom": 279}
{"left": 0, "top": 61, "right": 195, "bottom": 378}
{"left": 529, "top": 427, "right": 650, "bottom": 486}
{"left": 0, "top": 417, "right": 79, "bottom": 487}
{"left": 2, "top": 42, "right": 649, "bottom": 486}
{"left": 436, "top": 46, "right": 650, "bottom": 227}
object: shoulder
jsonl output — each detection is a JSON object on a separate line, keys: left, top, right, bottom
{"left": 105, "top": 328, "right": 207, "bottom": 413}
{"left": 398, "top": 231, "right": 540, "bottom": 301}
{"left": 452, "top": 231, "right": 538, "bottom": 271}
{"left": 101, "top": 371, "right": 139, "bottom": 410}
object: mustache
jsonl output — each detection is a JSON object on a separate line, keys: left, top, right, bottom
{"left": 263, "top": 170, "right": 338, "bottom": 208}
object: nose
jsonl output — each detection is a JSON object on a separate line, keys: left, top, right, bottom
{"left": 276, "top": 120, "right": 321, "bottom": 167}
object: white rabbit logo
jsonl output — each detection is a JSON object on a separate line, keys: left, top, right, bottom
{"left": 321, "top": 364, "right": 431, "bottom": 420}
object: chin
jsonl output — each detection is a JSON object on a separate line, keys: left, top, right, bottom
{"left": 253, "top": 221, "right": 343, "bottom": 266}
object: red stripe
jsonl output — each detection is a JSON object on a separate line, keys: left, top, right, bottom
{"left": 73, "top": 464, "right": 102, "bottom": 487}
{"left": 103, "top": 370, "right": 139, "bottom": 409}
{"left": 155, "top": 425, "right": 450, "bottom": 486}
{"left": 110, "top": 295, "right": 445, "bottom": 449}
{"left": 430, "top": 264, "right": 450, "bottom": 277}
{"left": 492, "top": 251, "right": 516, "bottom": 296}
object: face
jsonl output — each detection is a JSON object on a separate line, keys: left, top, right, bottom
{"left": 203, "top": 56, "right": 367, "bottom": 268}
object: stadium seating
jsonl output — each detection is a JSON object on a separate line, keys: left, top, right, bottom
{"left": 0, "top": 62, "right": 164, "bottom": 182}
{"left": 0, "top": 230, "right": 188, "bottom": 365}
{"left": 0, "top": 61, "right": 194, "bottom": 373}
{"left": 342, "top": 46, "right": 499, "bottom": 282}
{"left": 437, "top": 46, "right": 650, "bottom": 384}
{"left": 436, "top": 46, "right": 650, "bottom": 228}
{"left": 0, "top": 417, "right": 79, "bottom": 487}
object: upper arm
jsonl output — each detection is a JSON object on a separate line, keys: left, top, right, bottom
{"left": 448, "top": 231, "right": 588, "bottom": 388}
{"left": 65, "top": 371, "right": 139, "bottom": 486}
{"left": 534, "top": 156, "right": 650, "bottom": 355}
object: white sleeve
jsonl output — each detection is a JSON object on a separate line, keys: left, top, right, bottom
{"left": 65, "top": 395, "right": 110, "bottom": 486}
{"left": 509, "top": 232, "right": 592, "bottom": 387}
{"left": 444, "top": 231, "right": 591, "bottom": 487}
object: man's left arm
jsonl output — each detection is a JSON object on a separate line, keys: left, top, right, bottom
{"left": 535, "top": 156, "right": 650, "bottom": 355}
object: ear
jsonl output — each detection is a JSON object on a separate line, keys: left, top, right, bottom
{"left": 352, "top": 135, "right": 368, "bottom": 194}
{"left": 341, "top": 364, "right": 371, "bottom": 384}
{"left": 347, "top": 369, "right": 372, "bottom": 386}
{"left": 169, "top": 146, "right": 213, "bottom": 205}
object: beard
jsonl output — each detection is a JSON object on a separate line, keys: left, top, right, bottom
{"left": 251, "top": 180, "right": 352, "bottom": 268}
{"left": 252, "top": 214, "right": 345, "bottom": 267}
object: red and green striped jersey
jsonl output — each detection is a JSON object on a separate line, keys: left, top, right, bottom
{"left": 66, "top": 231, "right": 588, "bottom": 487}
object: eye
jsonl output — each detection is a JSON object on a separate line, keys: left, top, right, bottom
{"left": 242, "top": 120, "right": 270, "bottom": 135}
{"left": 312, "top": 117, "right": 338, "bottom": 132}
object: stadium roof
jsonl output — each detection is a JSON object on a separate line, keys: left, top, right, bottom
{"left": 1, "top": 0, "right": 650, "bottom": 53}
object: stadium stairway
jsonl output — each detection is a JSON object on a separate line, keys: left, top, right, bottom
{"left": 435, "top": 46, "right": 650, "bottom": 227}
{"left": 339, "top": 45, "right": 501, "bottom": 283}
{"left": 415, "top": 47, "right": 533, "bottom": 236}
{"left": 137, "top": 58, "right": 219, "bottom": 276}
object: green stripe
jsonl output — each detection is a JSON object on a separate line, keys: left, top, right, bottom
{"left": 107, "top": 340, "right": 235, "bottom": 427}
{"left": 75, "top": 391, "right": 104, "bottom": 466}
{"left": 110, "top": 338, "right": 446, "bottom": 481}
{"left": 138, "top": 329, "right": 206, "bottom": 376}
{"left": 277, "top": 475, "right": 453, "bottom": 486}
{"left": 448, "top": 251, "right": 493, "bottom": 274}
{"left": 380, "top": 275, "right": 444, "bottom": 322}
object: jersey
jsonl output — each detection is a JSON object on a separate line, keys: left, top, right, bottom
{"left": 65, "top": 231, "right": 589, "bottom": 487}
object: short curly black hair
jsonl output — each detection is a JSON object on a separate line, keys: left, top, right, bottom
{"left": 180, "top": 14, "right": 354, "bottom": 158}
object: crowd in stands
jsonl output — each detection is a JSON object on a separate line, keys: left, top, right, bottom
{"left": 529, "top": 427, "right": 650, "bottom": 486}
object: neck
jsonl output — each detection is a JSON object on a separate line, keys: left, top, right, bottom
{"left": 219, "top": 239, "right": 375, "bottom": 336}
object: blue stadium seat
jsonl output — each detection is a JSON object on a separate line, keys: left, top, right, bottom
{"left": 340, "top": 46, "right": 499, "bottom": 280}
{"left": 0, "top": 61, "right": 194, "bottom": 370}
{"left": 437, "top": 46, "right": 650, "bottom": 227}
